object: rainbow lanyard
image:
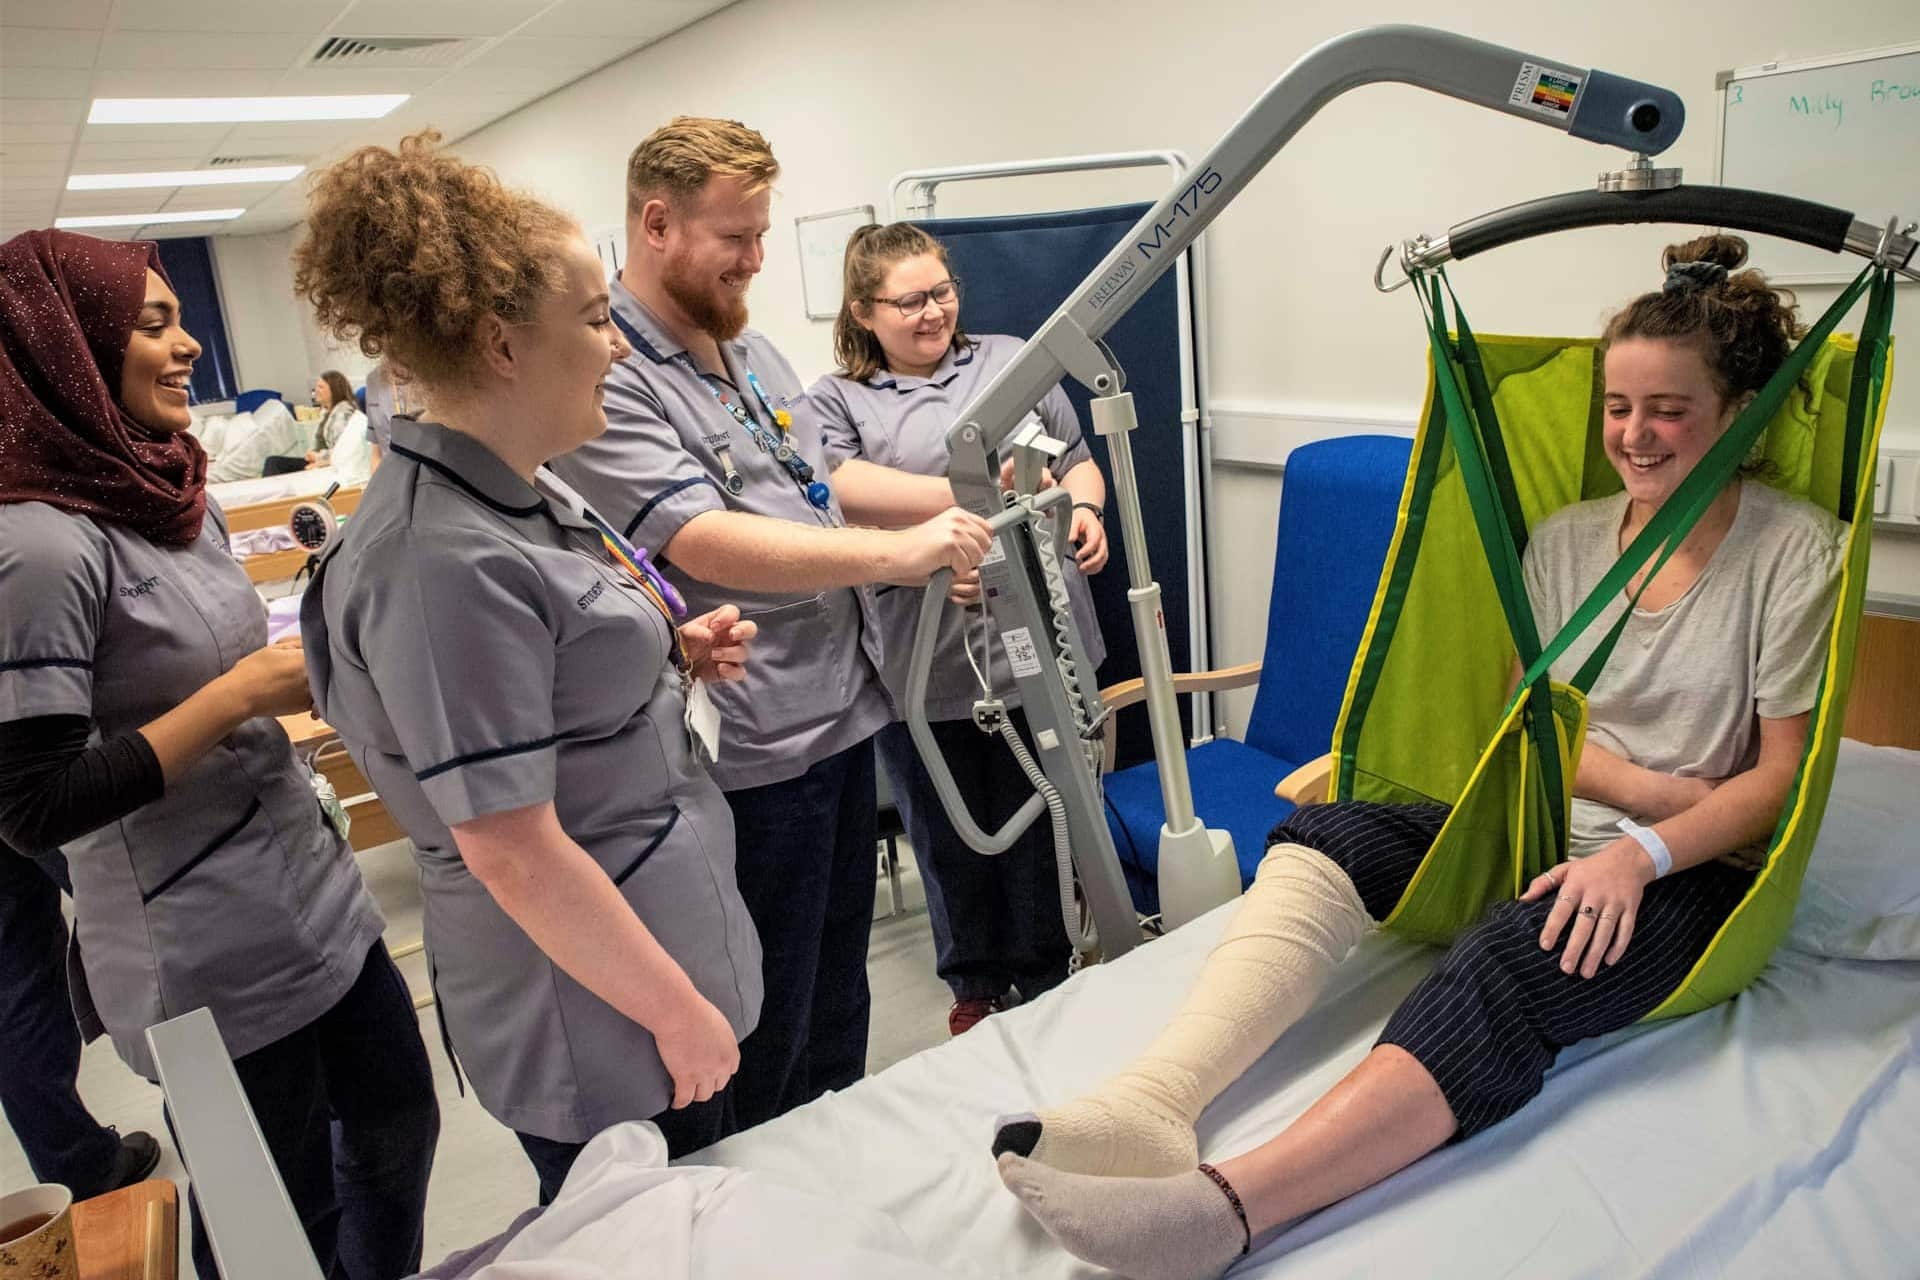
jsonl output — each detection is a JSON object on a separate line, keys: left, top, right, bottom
{"left": 537, "top": 470, "right": 688, "bottom": 669}
{"left": 675, "top": 354, "right": 831, "bottom": 511}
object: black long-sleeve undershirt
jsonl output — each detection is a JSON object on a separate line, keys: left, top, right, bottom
{"left": 0, "top": 714, "right": 165, "bottom": 852}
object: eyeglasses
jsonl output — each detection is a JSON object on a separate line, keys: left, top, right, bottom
{"left": 870, "top": 278, "right": 960, "bottom": 318}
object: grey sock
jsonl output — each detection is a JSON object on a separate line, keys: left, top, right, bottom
{"left": 997, "top": 1152, "right": 1246, "bottom": 1280}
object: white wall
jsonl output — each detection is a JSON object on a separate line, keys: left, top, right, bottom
{"left": 213, "top": 229, "right": 377, "bottom": 400}
{"left": 398, "top": 0, "right": 1920, "bottom": 732}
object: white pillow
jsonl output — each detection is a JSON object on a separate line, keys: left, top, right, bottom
{"left": 193, "top": 411, "right": 237, "bottom": 458}
{"left": 1785, "top": 738, "right": 1920, "bottom": 960}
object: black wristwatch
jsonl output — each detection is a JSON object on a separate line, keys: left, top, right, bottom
{"left": 1073, "top": 501, "right": 1105, "bottom": 521}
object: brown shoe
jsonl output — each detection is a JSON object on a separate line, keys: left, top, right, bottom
{"left": 948, "top": 996, "right": 999, "bottom": 1036}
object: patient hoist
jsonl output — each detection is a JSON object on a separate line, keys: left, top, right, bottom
{"left": 904, "top": 24, "right": 1918, "bottom": 971}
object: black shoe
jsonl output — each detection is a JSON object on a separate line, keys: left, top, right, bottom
{"left": 101, "top": 1129, "right": 163, "bottom": 1192}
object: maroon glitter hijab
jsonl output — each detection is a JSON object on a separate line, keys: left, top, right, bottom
{"left": 0, "top": 229, "right": 208, "bottom": 546}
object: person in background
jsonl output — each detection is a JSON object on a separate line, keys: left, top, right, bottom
{"left": 810, "top": 222, "right": 1111, "bottom": 1035}
{"left": 545, "top": 117, "right": 993, "bottom": 1130}
{"left": 0, "top": 228, "right": 439, "bottom": 1280}
{"left": 304, "top": 369, "right": 358, "bottom": 469}
{"left": 0, "top": 843, "right": 162, "bottom": 1200}
{"left": 295, "top": 131, "right": 764, "bottom": 1205}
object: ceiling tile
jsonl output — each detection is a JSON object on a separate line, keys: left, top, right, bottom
{"left": 114, "top": 0, "right": 340, "bottom": 35}
{"left": 207, "top": 124, "right": 357, "bottom": 151}
{"left": 0, "top": 67, "right": 94, "bottom": 96}
{"left": 460, "top": 35, "right": 615, "bottom": 71}
{"left": 0, "top": 142, "right": 73, "bottom": 166}
{"left": 0, "top": 168, "right": 69, "bottom": 187}
{"left": 87, "top": 65, "right": 427, "bottom": 96}
{"left": 0, "top": 26, "right": 103, "bottom": 69}
{"left": 0, "top": 120, "right": 78, "bottom": 144}
{"left": 325, "top": 0, "right": 553, "bottom": 39}
{"left": 520, "top": 0, "right": 723, "bottom": 40}
{"left": 95, "top": 30, "right": 313, "bottom": 71}
{"left": 75, "top": 139, "right": 221, "bottom": 163}
{"left": 0, "top": 0, "right": 112, "bottom": 29}
{"left": 80, "top": 122, "right": 235, "bottom": 145}
{"left": 0, "top": 98, "right": 87, "bottom": 123}
{"left": 61, "top": 187, "right": 191, "bottom": 214}
{"left": 420, "top": 62, "right": 568, "bottom": 96}
{"left": 161, "top": 191, "right": 266, "bottom": 213}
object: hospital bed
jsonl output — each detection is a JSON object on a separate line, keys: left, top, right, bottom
{"left": 684, "top": 737, "right": 1920, "bottom": 1278}
{"left": 146, "top": 738, "right": 1918, "bottom": 1278}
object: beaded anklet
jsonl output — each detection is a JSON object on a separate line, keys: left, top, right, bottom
{"left": 1196, "top": 1162, "right": 1250, "bottom": 1256}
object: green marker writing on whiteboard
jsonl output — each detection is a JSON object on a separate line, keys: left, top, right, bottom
{"left": 1789, "top": 91, "right": 1843, "bottom": 127}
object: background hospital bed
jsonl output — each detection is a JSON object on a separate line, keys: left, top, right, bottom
{"left": 221, "top": 480, "right": 365, "bottom": 585}
{"left": 692, "top": 737, "right": 1920, "bottom": 1278}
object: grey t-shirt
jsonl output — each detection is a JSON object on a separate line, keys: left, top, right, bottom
{"left": 1521, "top": 482, "right": 1844, "bottom": 859}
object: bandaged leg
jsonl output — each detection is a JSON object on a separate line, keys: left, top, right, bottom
{"left": 994, "top": 844, "right": 1370, "bottom": 1176}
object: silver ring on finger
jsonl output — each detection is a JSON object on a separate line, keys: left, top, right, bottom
{"left": 1579, "top": 904, "right": 1597, "bottom": 917}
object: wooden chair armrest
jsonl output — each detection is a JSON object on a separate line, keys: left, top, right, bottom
{"left": 1275, "top": 753, "right": 1334, "bottom": 807}
{"left": 1098, "top": 661, "right": 1263, "bottom": 773}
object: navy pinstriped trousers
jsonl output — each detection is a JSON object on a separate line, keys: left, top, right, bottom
{"left": 1271, "top": 802, "right": 1752, "bottom": 1137}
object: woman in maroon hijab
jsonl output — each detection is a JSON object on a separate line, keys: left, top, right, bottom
{"left": 0, "top": 230, "right": 438, "bottom": 1280}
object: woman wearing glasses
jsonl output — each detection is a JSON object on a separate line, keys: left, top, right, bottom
{"left": 809, "top": 222, "right": 1109, "bottom": 1035}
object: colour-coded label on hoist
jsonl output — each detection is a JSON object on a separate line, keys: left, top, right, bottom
{"left": 1510, "top": 62, "right": 1581, "bottom": 118}
{"left": 1001, "top": 626, "right": 1043, "bottom": 678}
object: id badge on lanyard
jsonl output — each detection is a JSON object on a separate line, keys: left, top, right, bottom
{"left": 535, "top": 469, "right": 722, "bottom": 764}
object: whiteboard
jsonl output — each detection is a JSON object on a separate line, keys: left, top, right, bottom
{"left": 794, "top": 205, "right": 874, "bottom": 320}
{"left": 1717, "top": 42, "right": 1920, "bottom": 284}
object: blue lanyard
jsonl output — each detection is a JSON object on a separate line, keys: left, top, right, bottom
{"left": 673, "top": 352, "right": 831, "bottom": 511}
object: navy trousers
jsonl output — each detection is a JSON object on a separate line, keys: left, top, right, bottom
{"left": 877, "top": 717, "right": 1071, "bottom": 1003}
{"left": 0, "top": 847, "right": 122, "bottom": 1195}
{"left": 175, "top": 941, "right": 439, "bottom": 1280}
{"left": 725, "top": 737, "right": 877, "bottom": 1129}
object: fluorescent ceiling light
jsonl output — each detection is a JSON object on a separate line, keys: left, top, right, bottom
{"left": 56, "top": 209, "right": 246, "bottom": 228}
{"left": 88, "top": 95, "right": 408, "bottom": 124}
{"left": 68, "top": 165, "right": 305, "bottom": 191}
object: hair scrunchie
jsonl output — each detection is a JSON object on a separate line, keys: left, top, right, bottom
{"left": 1663, "top": 259, "right": 1729, "bottom": 294}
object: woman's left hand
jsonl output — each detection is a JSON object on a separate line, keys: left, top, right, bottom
{"left": 1069, "top": 506, "right": 1109, "bottom": 574}
{"left": 1520, "top": 837, "right": 1658, "bottom": 978}
{"left": 679, "top": 605, "right": 756, "bottom": 684}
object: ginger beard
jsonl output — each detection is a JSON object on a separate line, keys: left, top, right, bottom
{"left": 662, "top": 240, "right": 749, "bottom": 342}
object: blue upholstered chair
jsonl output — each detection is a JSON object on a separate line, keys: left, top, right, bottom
{"left": 233, "top": 388, "right": 284, "bottom": 416}
{"left": 1101, "top": 434, "right": 1412, "bottom": 914}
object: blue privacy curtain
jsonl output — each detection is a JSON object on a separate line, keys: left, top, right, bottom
{"left": 152, "top": 237, "right": 238, "bottom": 405}
{"left": 918, "top": 204, "right": 1200, "bottom": 770}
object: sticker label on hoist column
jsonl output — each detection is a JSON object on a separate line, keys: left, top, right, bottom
{"left": 981, "top": 536, "right": 1006, "bottom": 566}
{"left": 1509, "top": 62, "right": 1581, "bottom": 118}
{"left": 1001, "top": 626, "right": 1044, "bottom": 678}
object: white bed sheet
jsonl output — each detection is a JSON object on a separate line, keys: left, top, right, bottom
{"left": 697, "top": 740, "right": 1920, "bottom": 1278}
{"left": 209, "top": 466, "right": 343, "bottom": 510}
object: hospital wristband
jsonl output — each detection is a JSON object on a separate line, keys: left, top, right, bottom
{"left": 1616, "top": 817, "right": 1674, "bottom": 879}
